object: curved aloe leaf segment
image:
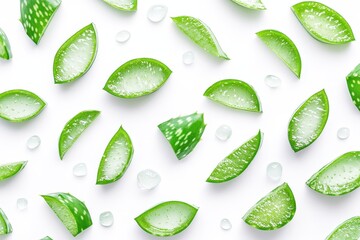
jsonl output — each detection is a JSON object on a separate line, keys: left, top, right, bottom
{"left": 20, "top": 0, "right": 61, "bottom": 44}
{"left": 58, "top": 110, "right": 100, "bottom": 159}
{"left": 243, "top": 183, "right": 296, "bottom": 230}
{"left": 158, "top": 113, "right": 206, "bottom": 160}
{"left": 204, "top": 79, "right": 262, "bottom": 112}
{"left": 291, "top": 1, "right": 355, "bottom": 44}
{"left": 102, "top": 0, "right": 137, "bottom": 11}
{"left": 41, "top": 237, "right": 53, "bottom": 240}
{"left": 0, "top": 161, "right": 27, "bottom": 181}
{"left": 0, "top": 89, "right": 46, "bottom": 122}
{"left": 104, "top": 58, "right": 172, "bottom": 98}
{"left": 96, "top": 126, "right": 134, "bottom": 185}
{"left": 0, "top": 28, "right": 12, "bottom": 60}
{"left": 54, "top": 23, "right": 98, "bottom": 84}
{"left": 257, "top": 29, "right": 302, "bottom": 78}
{"left": 307, "top": 152, "right": 360, "bottom": 196}
{"left": 346, "top": 64, "right": 360, "bottom": 111}
{"left": 172, "top": 16, "right": 229, "bottom": 60}
{"left": 288, "top": 89, "right": 329, "bottom": 152}
{"left": 326, "top": 216, "right": 360, "bottom": 240}
{"left": 135, "top": 201, "right": 198, "bottom": 237}
{"left": 231, "top": 0, "right": 266, "bottom": 10}
{"left": 42, "top": 192, "right": 92, "bottom": 237}
{"left": 207, "top": 131, "right": 262, "bottom": 183}
{"left": 0, "top": 209, "right": 12, "bottom": 235}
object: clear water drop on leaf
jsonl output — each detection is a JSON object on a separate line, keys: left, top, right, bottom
{"left": 147, "top": 5, "right": 168, "bottom": 23}
{"left": 137, "top": 169, "right": 161, "bottom": 190}
{"left": 27, "top": 135, "right": 41, "bottom": 150}
{"left": 16, "top": 198, "right": 28, "bottom": 211}
{"left": 264, "top": 75, "right": 281, "bottom": 88}
{"left": 99, "top": 211, "right": 114, "bottom": 227}
{"left": 115, "top": 30, "right": 131, "bottom": 43}
{"left": 267, "top": 162, "right": 282, "bottom": 181}
{"left": 215, "top": 125, "right": 232, "bottom": 141}
{"left": 73, "top": 163, "right": 87, "bottom": 177}
{"left": 220, "top": 218, "right": 232, "bottom": 230}
{"left": 337, "top": 127, "right": 350, "bottom": 140}
{"left": 183, "top": 51, "right": 194, "bottom": 65}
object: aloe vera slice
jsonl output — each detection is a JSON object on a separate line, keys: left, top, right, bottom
{"left": 204, "top": 79, "right": 262, "bottom": 112}
{"left": 307, "top": 152, "right": 360, "bottom": 196}
{"left": 172, "top": 16, "right": 229, "bottom": 60}
{"left": 257, "top": 30, "right": 302, "bottom": 78}
{"left": 0, "top": 89, "right": 46, "bottom": 122}
{"left": 41, "top": 237, "right": 52, "bottom": 240}
{"left": 20, "top": 0, "right": 61, "bottom": 44}
{"left": 158, "top": 113, "right": 206, "bottom": 160}
{"left": 243, "top": 183, "right": 296, "bottom": 230}
{"left": 58, "top": 110, "right": 100, "bottom": 159}
{"left": 0, "top": 161, "right": 27, "bottom": 181}
{"left": 207, "top": 131, "right": 262, "bottom": 183}
{"left": 53, "top": 23, "right": 97, "bottom": 84}
{"left": 0, "top": 209, "right": 12, "bottom": 235}
{"left": 231, "top": 0, "right": 266, "bottom": 10}
{"left": 326, "top": 216, "right": 360, "bottom": 240}
{"left": 346, "top": 64, "right": 360, "bottom": 111}
{"left": 135, "top": 201, "right": 198, "bottom": 237}
{"left": 0, "top": 28, "right": 12, "bottom": 60}
{"left": 288, "top": 89, "right": 329, "bottom": 152}
{"left": 103, "top": 58, "right": 172, "bottom": 98}
{"left": 291, "top": 1, "right": 355, "bottom": 44}
{"left": 102, "top": 0, "right": 137, "bottom": 11}
{"left": 96, "top": 126, "right": 133, "bottom": 185}
{"left": 42, "top": 192, "right": 92, "bottom": 237}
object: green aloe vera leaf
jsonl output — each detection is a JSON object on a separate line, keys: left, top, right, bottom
{"left": 326, "top": 216, "right": 360, "bottom": 240}
{"left": 0, "top": 161, "right": 27, "bottom": 181}
{"left": 0, "top": 209, "right": 12, "bottom": 235}
{"left": 0, "top": 28, "right": 12, "bottom": 60}
{"left": 231, "top": 0, "right": 266, "bottom": 10}
{"left": 102, "top": 0, "right": 137, "bottom": 11}
{"left": 346, "top": 64, "right": 360, "bottom": 111}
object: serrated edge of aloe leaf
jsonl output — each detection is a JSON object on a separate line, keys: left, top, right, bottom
{"left": 0, "top": 161, "right": 27, "bottom": 181}
{"left": 256, "top": 29, "right": 302, "bottom": 78}
{"left": 102, "top": 0, "right": 137, "bottom": 11}
{"left": 288, "top": 89, "right": 329, "bottom": 152}
{"left": 171, "top": 16, "right": 230, "bottom": 60}
{"left": 0, "top": 89, "right": 46, "bottom": 123}
{"left": 206, "top": 130, "right": 262, "bottom": 183}
{"left": 103, "top": 58, "right": 172, "bottom": 98}
{"left": 346, "top": 64, "right": 360, "bottom": 111}
{"left": 291, "top": 1, "right": 355, "bottom": 44}
{"left": 0, "top": 28, "right": 12, "bottom": 60}
{"left": 231, "top": 0, "right": 266, "bottom": 10}
{"left": 242, "top": 182, "right": 296, "bottom": 230}
{"left": 96, "top": 126, "right": 134, "bottom": 185}
{"left": 58, "top": 110, "right": 100, "bottom": 160}
{"left": 325, "top": 216, "right": 360, "bottom": 240}
{"left": 306, "top": 151, "right": 360, "bottom": 196}
{"left": 53, "top": 23, "right": 98, "bottom": 84}
{"left": 134, "top": 201, "right": 199, "bottom": 237}
{"left": 0, "top": 208, "right": 12, "bottom": 235}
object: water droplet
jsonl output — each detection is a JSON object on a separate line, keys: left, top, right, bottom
{"left": 137, "top": 169, "right": 161, "bottom": 190}
{"left": 73, "top": 163, "right": 87, "bottom": 177}
{"left": 17, "top": 198, "right": 28, "bottom": 211}
{"left": 99, "top": 211, "right": 114, "bottom": 227}
{"left": 220, "top": 218, "right": 232, "bottom": 230}
{"left": 266, "top": 162, "right": 282, "bottom": 181}
{"left": 27, "top": 135, "right": 41, "bottom": 150}
{"left": 115, "top": 30, "right": 131, "bottom": 43}
{"left": 183, "top": 51, "right": 194, "bottom": 65}
{"left": 337, "top": 127, "right": 350, "bottom": 140}
{"left": 264, "top": 75, "right": 281, "bottom": 88}
{"left": 215, "top": 125, "right": 232, "bottom": 141}
{"left": 147, "top": 5, "right": 168, "bottom": 23}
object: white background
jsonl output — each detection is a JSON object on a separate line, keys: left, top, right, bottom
{"left": 0, "top": 0, "right": 360, "bottom": 239}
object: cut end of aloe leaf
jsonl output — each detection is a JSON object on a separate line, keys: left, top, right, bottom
{"left": 0, "top": 209, "right": 12, "bottom": 235}
{"left": 0, "top": 89, "right": 46, "bottom": 122}
{"left": 325, "top": 216, "right": 360, "bottom": 240}
{"left": 207, "top": 130, "right": 262, "bottom": 183}
{"left": 135, "top": 201, "right": 198, "bottom": 237}
{"left": 59, "top": 110, "right": 100, "bottom": 159}
{"left": 96, "top": 126, "right": 134, "bottom": 185}
{"left": 288, "top": 89, "right": 329, "bottom": 152}
{"left": 346, "top": 64, "right": 360, "bottom": 111}
{"left": 172, "top": 16, "right": 229, "bottom": 60}
{"left": 0, "top": 28, "right": 12, "bottom": 60}
{"left": 54, "top": 23, "right": 98, "bottom": 84}
{"left": 102, "top": 0, "right": 137, "bottom": 11}
{"left": 257, "top": 29, "right": 302, "bottom": 78}
{"left": 41, "top": 237, "right": 53, "bottom": 240}
{"left": 291, "top": 1, "right": 355, "bottom": 44}
{"left": 204, "top": 79, "right": 262, "bottom": 112}
{"left": 104, "top": 58, "right": 172, "bottom": 98}
{"left": 243, "top": 183, "right": 296, "bottom": 230}
{"left": 0, "top": 161, "right": 27, "bottom": 181}
{"left": 307, "top": 152, "right": 360, "bottom": 196}
{"left": 231, "top": 0, "right": 266, "bottom": 10}
{"left": 42, "top": 192, "right": 92, "bottom": 237}
{"left": 158, "top": 112, "right": 206, "bottom": 160}
{"left": 20, "top": 0, "right": 61, "bottom": 44}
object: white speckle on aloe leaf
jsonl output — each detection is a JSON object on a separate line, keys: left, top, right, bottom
{"left": 147, "top": 5, "right": 168, "bottom": 23}
{"left": 115, "top": 30, "right": 131, "bottom": 43}
{"left": 27, "top": 135, "right": 41, "bottom": 149}
{"left": 99, "top": 211, "right": 114, "bottom": 227}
